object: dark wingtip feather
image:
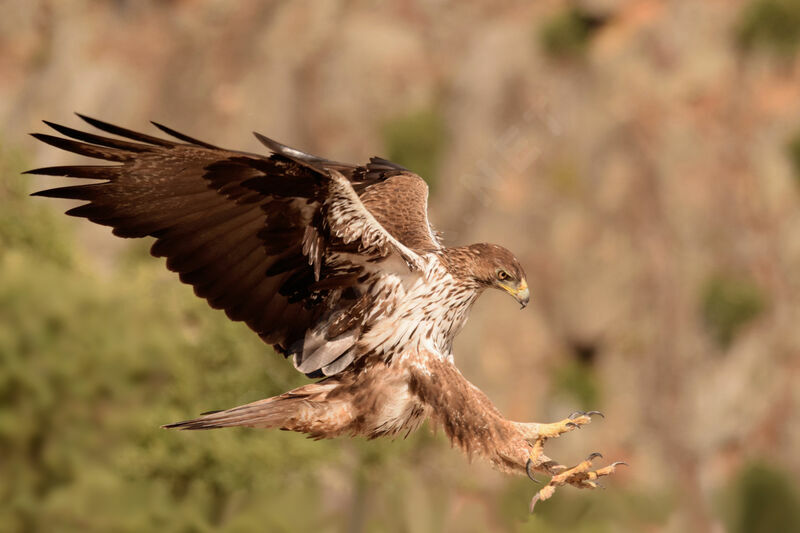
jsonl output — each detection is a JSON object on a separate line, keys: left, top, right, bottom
{"left": 41, "top": 120, "right": 85, "bottom": 140}
{"left": 28, "top": 133, "right": 129, "bottom": 162}
{"left": 41, "top": 120, "right": 151, "bottom": 152}
{"left": 29, "top": 132, "right": 71, "bottom": 149}
{"left": 74, "top": 112, "right": 104, "bottom": 125}
{"left": 22, "top": 165, "right": 120, "bottom": 180}
{"left": 75, "top": 113, "right": 176, "bottom": 147}
{"left": 150, "top": 121, "right": 218, "bottom": 149}
{"left": 74, "top": 113, "right": 120, "bottom": 135}
{"left": 30, "top": 189, "right": 63, "bottom": 198}
{"left": 29, "top": 183, "right": 100, "bottom": 200}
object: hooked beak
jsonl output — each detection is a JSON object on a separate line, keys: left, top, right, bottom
{"left": 501, "top": 278, "right": 530, "bottom": 309}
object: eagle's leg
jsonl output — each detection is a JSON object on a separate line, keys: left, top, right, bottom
{"left": 406, "top": 350, "right": 624, "bottom": 511}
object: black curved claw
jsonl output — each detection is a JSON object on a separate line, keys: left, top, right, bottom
{"left": 525, "top": 458, "right": 541, "bottom": 483}
{"left": 586, "top": 452, "right": 603, "bottom": 461}
{"left": 585, "top": 410, "right": 605, "bottom": 418}
{"left": 568, "top": 410, "right": 586, "bottom": 419}
{"left": 565, "top": 422, "right": 580, "bottom": 430}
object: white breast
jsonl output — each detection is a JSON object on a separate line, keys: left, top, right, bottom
{"left": 359, "top": 256, "right": 481, "bottom": 362}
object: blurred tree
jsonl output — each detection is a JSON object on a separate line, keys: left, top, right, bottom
{"left": 381, "top": 108, "right": 446, "bottom": 192}
{"left": 736, "top": 0, "right": 800, "bottom": 57}
{"left": 552, "top": 360, "right": 599, "bottom": 411}
{"left": 0, "top": 146, "right": 336, "bottom": 532}
{"left": 723, "top": 462, "right": 800, "bottom": 533}
{"left": 538, "top": 7, "right": 608, "bottom": 60}
{"left": 786, "top": 127, "right": 800, "bottom": 185}
{"left": 700, "top": 274, "right": 766, "bottom": 350}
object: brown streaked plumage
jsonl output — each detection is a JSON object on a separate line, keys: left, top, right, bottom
{"left": 27, "top": 115, "right": 622, "bottom": 510}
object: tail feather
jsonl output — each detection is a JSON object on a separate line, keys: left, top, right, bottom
{"left": 163, "top": 397, "right": 293, "bottom": 430}
{"left": 163, "top": 382, "right": 342, "bottom": 432}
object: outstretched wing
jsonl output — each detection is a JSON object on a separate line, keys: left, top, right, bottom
{"left": 26, "top": 115, "right": 441, "bottom": 376}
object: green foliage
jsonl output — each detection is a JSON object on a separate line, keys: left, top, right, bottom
{"left": 0, "top": 228, "right": 330, "bottom": 532}
{"left": 721, "top": 462, "right": 800, "bottom": 533}
{"left": 0, "top": 147, "right": 72, "bottom": 267}
{"left": 700, "top": 274, "right": 766, "bottom": 349}
{"left": 735, "top": 0, "right": 800, "bottom": 57}
{"left": 381, "top": 108, "right": 446, "bottom": 192}
{"left": 786, "top": 127, "right": 800, "bottom": 185}
{"left": 552, "top": 360, "right": 599, "bottom": 410}
{"left": 499, "top": 479, "right": 673, "bottom": 533}
{"left": 539, "top": 8, "right": 605, "bottom": 60}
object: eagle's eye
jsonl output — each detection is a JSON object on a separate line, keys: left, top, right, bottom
{"left": 496, "top": 269, "right": 510, "bottom": 281}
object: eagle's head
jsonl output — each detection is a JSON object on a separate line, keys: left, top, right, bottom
{"left": 448, "top": 243, "right": 529, "bottom": 309}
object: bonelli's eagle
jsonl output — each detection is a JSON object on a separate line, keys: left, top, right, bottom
{"left": 27, "top": 115, "right": 623, "bottom": 510}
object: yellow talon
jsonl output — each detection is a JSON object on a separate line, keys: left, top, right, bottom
{"left": 523, "top": 412, "right": 624, "bottom": 513}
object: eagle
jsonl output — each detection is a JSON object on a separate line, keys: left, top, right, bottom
{"left": 26, "top": 115, "right": 624, "bottom": 510}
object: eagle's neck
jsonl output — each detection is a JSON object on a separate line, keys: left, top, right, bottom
{"left": 417, "top": 267, "right": 482, "bottom": 357}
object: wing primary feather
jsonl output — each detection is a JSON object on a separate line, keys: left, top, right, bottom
{"left": 29, "top": 133, "right": 130, "bottom": 162}
{"left": 150, "top": 121, "right": 219, "bottom": 149}
{"left": 42, "top": 121, "right": 152, "bottom": 152}
{"left": 30, "top": 183, "right": 107, "bottom": 200}
{"left": 23, "top": 165, "right": 122, "bottom": 180}
{"left": 75, "top": 113, "right": 176, "bottom": 147}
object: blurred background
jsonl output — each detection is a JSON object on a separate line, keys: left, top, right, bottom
{"left": 2, "top": 1, "right": 800, "bottom": 532}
